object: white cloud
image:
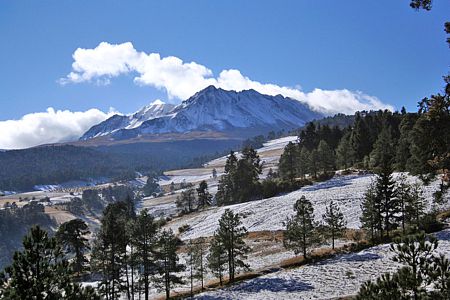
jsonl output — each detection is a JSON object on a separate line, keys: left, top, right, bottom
{"left": 61, "top": 42, "right": 394, "bottom": 114}
{"left": 0, "top": 108, "right": 115, "bottom": 150}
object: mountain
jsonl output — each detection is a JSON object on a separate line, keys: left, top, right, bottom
{"left": 81, "top": 100, "right": 175, "bottom": 140}
{"left": 80, "top": 86, "right": 323, "bottom": 141}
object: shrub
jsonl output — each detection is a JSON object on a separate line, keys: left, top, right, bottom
{"left": 418, "top": 212, "right": 444, "bottom": 233}
{"left": 178, "top": 224, "right": 191, "bottom": 234}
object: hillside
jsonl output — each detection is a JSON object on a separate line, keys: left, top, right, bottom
{"left": 0, "top": 139, "right": 240, "bottom": 191}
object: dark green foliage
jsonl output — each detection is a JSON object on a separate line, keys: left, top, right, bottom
{"left": 156, "top": 229, "right": 185, "bottom": 300}
{"left": 322, "top": 201, "right": 347, "bottom": 249}
{"left": 336, "top": 132, "right": 355, "bottom": 169}
{"left": 299, "top": 122, "right": 318, "bottom": 151}
{"left": 396, "top": 175, "right": 425, "bottom": 233}
{"left": 316, "top": 140, "right": 335, "bottom": 173}
{"left": 309, "top": 149, "right": 319, "bottom": 178}
{"left": 216, "top": 151, "right": 238, "bottom": 205}
{"left": 187, "top": 238, "right": 206, "bottom": 293}
{"left": 56, "top": 219, "right": 90, "bottom": 275}
{"left": 395, "top": 114, "right": 417, "bottom": 171}
{"left": 207, "top": 234, "right": 227, "bottom": 286}
{"left": 278, "top": 142, "right": 298, "bottom": 182}
{"left": 360, "top": 182, "right": 380, "bottom": 242}
{"left": 142, "top": 175, "right": 160, "bottom": 197}
{"left": 130, "top": 209, "right": 159, "bottom": 300}
{"left": 410, "top": 0, "right": 432, "bottom": 10}
{"left": 216, "top": 148, "right": 262, "bottom": 205}
{"left": 418, "top": 212, "right": 444, "bottom": 233}
{"left": 0, "top": 139, "right": 240, "bottom": 191}
{"left": 376, "top": 166, "right": 399, "bottom": 238}
{"left": 196, "top": 180, "right": 212, "bottom": 208}
{"left": 214, "top": 209, "right": 250, "bottom": 283}
{"left": 0, "top": 202, "right": 55, "bottom": 270}
{"left": 351, "top": 112, "right": 373, "bottom": 161}
{"left": 0, "top": 226, "right": 99, "bottom": 299}
{"left": 176, "top": 188, "right": 197, "bottom": 213}
{"left": 242, "top": 135, "right": 266, "bottom": 149}
{"left": 410, "top": 95, "right": 450, "bottom": 196}
{"left": 357, "top": 232, "right": 450, "bottom": 299}
{"left": 283, "top": 196, "right": 321, "bottom": 258}
{"left": 91, "top": 202, "right": 132, "bottom": 299}
{"left": 234, "top": 147, "right": 263, "bottom": 203}
{"left": 369, "top": 125, "right": 396, "bottom": 171}
{"left": 298, "top": 147, "right": 310, "bottom": 178}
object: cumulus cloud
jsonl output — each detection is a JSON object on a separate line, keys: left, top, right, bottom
{"left": 60, "top": 42, "right": 394, "bottom": 114}
{"left": 0, "top": 108, "right": 115, "bottom": 150}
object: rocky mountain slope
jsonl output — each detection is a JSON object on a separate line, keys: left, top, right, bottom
{"left": 80, "top": 86, "right": 323, "bottom": 141}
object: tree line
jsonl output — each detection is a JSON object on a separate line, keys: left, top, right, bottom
{"left": 279, "top": 96, "right": 449, "bottom": 201}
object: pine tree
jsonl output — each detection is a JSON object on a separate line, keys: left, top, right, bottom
{"left": 216, "top": 151, "right": 238, "bottom": 206}
{"left": 351, "top": 112, "right": 372, "bottom": 161}
{"left": 370, "top": 125, "right": 396, "bottom": 172}
{"left": 176, "top": 188, "right": 196, "bottom": 213}
{"left": 187, "top": 238, "right": 206, "bottom": 294}
{"left": 235, "top": 147, "right": 262, "bottom": 202}
{"left": 207, "top": 234, "right": 227, "bottom": 286}
{"left": 336, "top": 132, "right": 355, "bottom": 170}
{"left": 55, "top": 218, "right": 90, "bottom": 276}
{"left": 0, "top": 226, "right": 99, "bottom": 300}
{"left": 216, "top": 209, "right": 250, "bottom": 283}
{"left": 396, "top": 175, "right": 425, "bottom": 233}
{"left": 391, "top": 233, "right": 438, "bottom": 298}
{"left": 395, "top": 114, "right": 416, "bottom": 171}
{"left": 316, "top": 140, "right": 335, "bottom": 174}
{"left": 91, "top": 202, "right": 130, "bottom": 300}
{"left": 298, "top": 146, "right": 310, "bottom": 179}
{"left": 430, "top": 254, "right": 450, "bottom": 299}
{"left": 357, "top": 232, "right": 450, "bottom": 299}
{"left": 299, "top": 122, "right": 318, "bottom": 151}
{"left": 196, "top": 180, "right": 212, "bottom": 209}
{"left": 360, "top": 182, "right": 381, "bottom": 242}
{"left": 130, "top": 209, "right": 159, "bottom": 300}
{"left": 309, "top": 149, "right": 319, "bottom": 178}
{"left": 283, "top": 196, "right": 320, "bottom": 259}
{"left": 322, "top": 201, "right": 347, "bottom": 249}
{"left": 143, "top": 176, "right": 160, "bottom": 197}
{"left": 410, "top": 94, "right": 450, "bottom": 199}
{"left": 156, "top": 229, "right": 185, "bottom": 300}
{"left": 376, "top": 166, "right": 399, "bottom": 238}
{"left": 279, "top": 142, "right": 299, "bottom": 182}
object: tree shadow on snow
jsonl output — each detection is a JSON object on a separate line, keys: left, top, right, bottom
{"left": 230, "top": 277, "right": 314, "bottom": 293}
{"left": 334, "top": 252, "right": 381, "bottom": 262}
{"left": 434, "top": 230, "right": 450, "bottom": 241}
{"left": 302, "top": 174, "right": 372, "bottom": 192}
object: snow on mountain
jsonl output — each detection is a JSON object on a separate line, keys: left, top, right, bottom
{"left": 80, "top": 86, "right": 323, "bottom": 141}
{"left": 80, "top": 100, "right": 175, "bottom": 140}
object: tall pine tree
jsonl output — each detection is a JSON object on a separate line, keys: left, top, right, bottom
{"left": 283, "top": 196, "right": 320, "bottom": 259}
{"left": 215, "top": 209, "right": 250, "bottom": 283}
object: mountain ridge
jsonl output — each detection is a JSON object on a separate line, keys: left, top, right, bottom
{"left": 80, "top": 86, "right": 323, "bottom": 141}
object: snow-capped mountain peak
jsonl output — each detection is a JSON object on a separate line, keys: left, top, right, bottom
{"left": 80, "top": 100, "right": 175, "bottom": 140}
{"left": 127, "top": 100, "right": 175, "bottom": 129}
{"left": 80, "top": 86, "right": 323, "bottom": 141}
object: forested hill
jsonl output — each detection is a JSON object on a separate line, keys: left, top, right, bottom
{"left": 0, "top": 139, "right": 241, "bottom": 191}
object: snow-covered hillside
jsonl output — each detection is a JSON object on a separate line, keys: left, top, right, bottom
{"left": 166, "top": 173, "right": 449, "bottom": 240}
{"left": 80, "top": 86, "right": 323, "bottom": 140}
{"left": 194, "top": 229, "right": 450, "bottom": 300}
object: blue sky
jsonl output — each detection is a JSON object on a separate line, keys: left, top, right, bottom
{"left": 0, "top": 1, "right": 449, "bottom": 148}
